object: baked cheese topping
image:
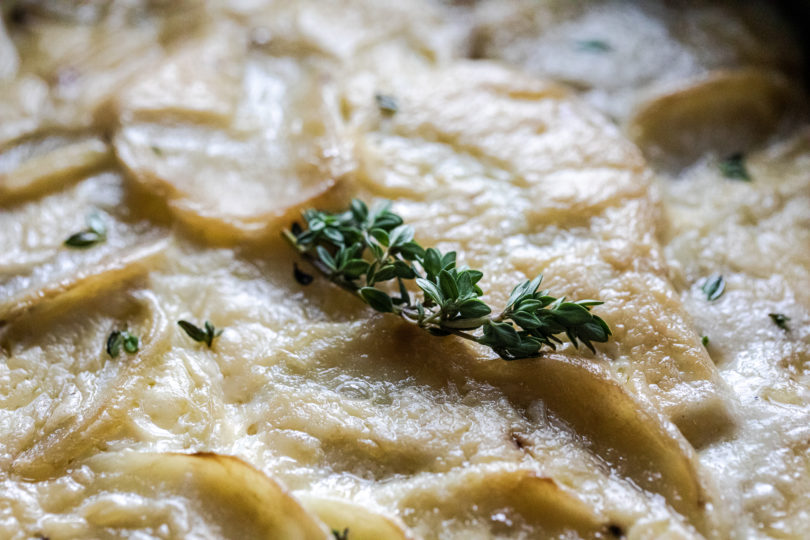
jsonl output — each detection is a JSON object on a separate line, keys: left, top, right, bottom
{"left": 0, "top": 1, "right": 808, "bottom": 539}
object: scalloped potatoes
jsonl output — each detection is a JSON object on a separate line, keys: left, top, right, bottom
{"left": 1, "top": 2, "right": 808, "bottom": 539}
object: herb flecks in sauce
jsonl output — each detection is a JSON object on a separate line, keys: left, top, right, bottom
{"left": 719, "top": 152, "right": 751, "bottom": 181}
{"left": 106, "top": 330, "right": 139, "bottom": 358}
{"left": 701, "top": 274, "right": 725, "bottom": 301}
{"left": 375, "top": 93, "right": 398, "bottom": 115}
{"left": 575, "top": 39, "right": 612, "bottom": 53}
{"left": 284, "top": 199, "right": 611, "bottom": 360}
{"left": 178, "top": 320, "right": 223, "bottom": 348}
{"left": 64, "top": 210, "right": 107, "bottom": 248}
{"left": 769, "top": 313, "right": 791, "bottom": 331}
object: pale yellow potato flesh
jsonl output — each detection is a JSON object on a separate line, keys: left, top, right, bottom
{"left": 472, "top": 0, "right": 802, "bottom": 123}
{"left": 0, "top": 1, "right": 808, "bottom": 539}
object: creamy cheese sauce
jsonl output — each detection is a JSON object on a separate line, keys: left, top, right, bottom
{"left": 0, "top": 1, "right": 808, "bottom": 539}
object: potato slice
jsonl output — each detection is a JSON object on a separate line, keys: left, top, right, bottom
{"left": 0, "top": 75, "right": 52, "bottom": 148}
{"left": 117, "top": 21, "right": 246, "bottom": 124}
{"left": 346, "top": 61, "right": 730, "bottom": 445}
{"left": 299, "top": 495, "right": 418, "bottom": 540}
{"left": 31, "top": 452, "right": 331, "bottom": 539}
{"left": 1, "top": 290, "right": 170, "bottom": 479}
{"left": 0, "top": 171, "right": 168, "bottom": 323}
{"left": 628, "top": 69, "right": 800, "bottom": 170}
{"left": 471, "top": 0, "right": 801, "bottom": 122}
{"left": 0, "top": 135, "right": 111, "bottom": 201}
{"left": 114, "top": 50, "right": 350, "bottom": 241}
{"left": 391, "top": 466, "right": 609, "bottom": 538}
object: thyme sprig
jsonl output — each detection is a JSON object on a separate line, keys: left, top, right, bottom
{"left": 283, "top": 200, "right": 611, "bottom": 360}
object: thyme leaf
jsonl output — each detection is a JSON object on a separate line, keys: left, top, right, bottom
{"left": 65, "top": 210, "right": 107, "bottom": 248}
{"left": 106, "top": 330, "right": 139, "bottom": 357}
{"left": 178, "top": 320, "right": 222, "bottom": 347}
{"left": 769, "top": 313, "right": 790, "bottom": 331}
{"left": 719, "top": 152, "right": 751, "bottom": 181}
{"left": 701, "top": 274, "right": 725, "bottom": 301}
{"left": 375, "top": 93, "right": 398, "bottom": 115}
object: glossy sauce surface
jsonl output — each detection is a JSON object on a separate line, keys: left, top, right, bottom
{"left": 0, "top": 2, "right": 808, "bottom": 539}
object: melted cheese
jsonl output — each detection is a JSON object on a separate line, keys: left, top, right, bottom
{"left": 0, "top": 1, "right": 808, "bottom": 539}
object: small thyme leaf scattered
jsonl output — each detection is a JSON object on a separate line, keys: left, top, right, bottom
{"left": 575, "top": 39, "right": 612, "bottom": 53}
{"left": 178, "top": 320, "right": 222, "bottom": 347}
{"left": 283, "top": 199, "right": 612, "bottom": 361}
{"left": 65, "top": 210, "right": 108, "bottom": 248}
{"left": 719, "top": 152, "right": 751, "bottom": 181}
{"left": 768, "top": 313, "right": 790, "bottom": 331}
{"left": 332, "top": 529, "right": 349, "bottom": 540}
{"left": 150, "top": 145, "right": 163, "bottom": 156}
{"left": 701, "top": 274, "right": 725, "bottom": 301}
{"left": 293, "top": 263, "right": 314, "bottom": 285}
{"left": 106, "top": 330, "right": 139, "bottom": 358}
{"left": 701, "top": 335, "right": 710, "bottom": 347}
{"left": 375, "top": 93, "right": 398, "bottom": 115}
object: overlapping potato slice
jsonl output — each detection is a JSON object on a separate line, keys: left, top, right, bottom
{"left": 345, "top": 60, "right": 730, "bottom": 442}
{"left": 300, "top": 495, "right": 418, "bottom": 540}
{"left": 8, "top": 12, "right": 163, "bottom": 130}
{"left": 88, "top": 239, "right": 702, "bottom": 538}
{"left": 0, "top": 75, "right": 52, "bottom": 147}
{"left": 10, "top": 451, "right": 331, "bottom": 540}
{"left": 0, "top": 170, "right": 168, "bottom": 323}
{"left": 391, "top": 466, "right": 607, "bottom": 538}
{"left": 660, "top": 130, "right": 810, "bottom": 537}
{"left": 117, "top": 21, "right": 245, "bottom": 124}
{"left": 0, "top": 132, "right": 111, "bottom": 201}
{"left": 471, "top": 0, "right": 802, "bottom": 122}
{"left": 0, "top": 288, "right": 169, "bottom": 479}
{"left": 222, "top": 0, "right": 466, "bottom": 68}
{"left": 114, "top": 45, "right": 350, "bottom": 240}
{"left": 628, "top": 69, "right": 800, "bottom": 170}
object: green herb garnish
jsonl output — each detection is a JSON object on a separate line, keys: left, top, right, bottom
{"left": 768, "top": 313, "right": 790, "bottom": 331}
{"left": 575, "top": 39, "right": 612, "bottom": 53}
{"left": 701, "top": 335, "right": 710, "bottom": 347}
{"left": 719, "top": 152, "right": 750, "bottom": 181}
{"left": 65, "top": 210, "right": 107, "bottom": 248}
{"left": 701, "top": 274, "right": 725, "bottom": 301}
{"left": 106, "top": 330, "right": 139, "bottom": 358}
{"left": 283, "top": 200, "right": 611, "bottom": 360}
{"left": 332, "top": 529, "right": 349, "bottom": 540}
{"left": 178, "top": 320, "right": 222, "bottom": 347}
{"left": 375, "top": 93, "right": 398, "bottom": 115}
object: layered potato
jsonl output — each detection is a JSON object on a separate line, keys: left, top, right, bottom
{"left": 0, "top": 1, "right": 808, "bottom": 539}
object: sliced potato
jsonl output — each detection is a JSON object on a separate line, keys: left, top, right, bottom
{"left": 346, "top": 61, "right": 731, "bottom": 452}
{"left": 114, "top": 51, "right": 350, "bottom": 241}
{"left": 0, "top": 171, "right": 168, "bottom": 323}
{"left": 472, "top": 0, "right": 802, "bottom": 123}
{"left": 391, "top": 465, "right": 608, "bottom": 538}
{"left": 117, "top": 21, "right": 246, "bottom": 124}
{"left": 300, "top": 495, "right": 419, "bottom": 540}
{"left": 0, "top": 135, "right": 111, "bottom": 201}
{"left": 2, "top": 290, "right": 170, "bottom": 479}
{"left": 628, "top": 69, "right": 800, "bottom": 170}
{"left": 31, "top": 451, "right": 331, "bottom": 539}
